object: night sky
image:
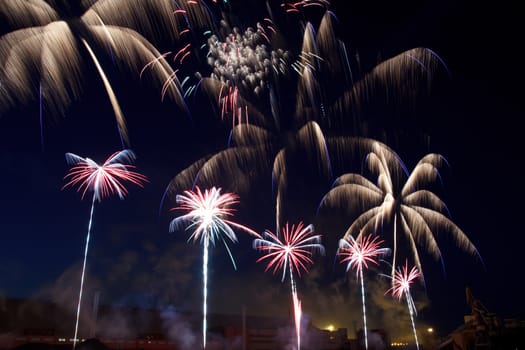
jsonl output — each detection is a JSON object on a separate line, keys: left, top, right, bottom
{"left": 0, "top": 0, "right": 523, "bottom": 344}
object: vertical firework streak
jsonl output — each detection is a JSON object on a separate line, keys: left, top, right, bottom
{"left": 169, "top": 186, "right": 260, "bottom": 349}
{"left": 62, "top": 150, "right": 148, "bottom": 350}
{"left": 289, "top": 263, "right": 302, "bottom": 350}
{"left": 202, "top": 235, "right": 209, "bottom": 348}
{"left": 385, "top": 260, "right": 422, "bottom": 350}
{"left": 253, "top": 222, "right": 324, "bottom": 350}
{"left": 338, "top": 234, "right": 390, "bottom": 350}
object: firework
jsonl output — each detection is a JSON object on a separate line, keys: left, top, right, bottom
{"left": 169, "top": 186, "right": 259, "bottom": 349}
{"left": 338, "top": 233, "right": 389, "bottom": 350}
{"left": 253, "top": 222, "right": 324, "bottom": 350}
{"left": 62, "top": 149, "right": 148, "bottom": 350}
{"left": 0, "top": 0, "right": 185, "bottom": 147}
{"left": 385, "top": 260, "right": 422, "bottom": 350}
{"left": 204, "top": 20, "right": 290, "bottom": 126}
{"left": 280, "top": 0, "right": 330, "bottom": 14}
{"left": 161, "top": 14, "right": 291, "bottom": 130}
{"left": 320, "top": 141, "right": 480, "bottom": 284}
{"left": 166, "top": 2, "right": 448, "bottom": 236}
{"left": 165, "top": 12, "right": 334, "bottom": 227}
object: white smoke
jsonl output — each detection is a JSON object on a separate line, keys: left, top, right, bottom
{"left": 160, "top": 305, "right": 197, "bottom": 350}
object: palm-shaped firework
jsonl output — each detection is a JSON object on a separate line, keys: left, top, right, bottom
{"left": 62, "top": 149, "right": 148, "bottom": 349}
{"left": 385, "top": 260, "right": 422, "bottom": 350}
{"left": 253, "top": 222, "right": 325, "bottom": 350}
{"left": 338, "top": 233, "right": 390, "bottom": 350}
{"left": 321, "top": 141, "right": 481, "bottom": 283}
{"left": 169, "top": 186, "right": 259, "bottom": 349}
{"left": 0, "top": 0, "right": 185, "bottom": 147}
{"left": 164, "top": 1, "right": 450, "bottom": 235}
{"left": 164, "top": 6, "right": 347, "bottom": 226}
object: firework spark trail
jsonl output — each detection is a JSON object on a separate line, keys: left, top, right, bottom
{"left": 80, "top": 37, "right": 127, "bottom": 148}
{"left": 169, "top": 186, "right": 260, "bottom": 348}
{"left": 167, "top": 5, "right": 462, "bottom": 273}
{"left": 320, "top": 141, "right": 481, "bottom": 285}
{"left": 385, "top": 260, "right": 421, "bottom": 350}
{"left": 281, "top": 0, "right": 330, "bottom": 14}
{"left": 253, "top": 222, "right": 324, "bottom": 350}
{"left": 0, "top": 0, "right": 186, "bottom": 148}
{"left": 338, "top": 234, "right": 390, "bottom": 350}
{"left": 291, "top": 272, "right": 302, "bottom": 350}
{"left": 62, "top": 150, "right": 148, "bottom": 350}
{"left": 202, "top": 235, "right": 209, "bottom": 348}
{"left": 167, "top": 7, "right": 342, "bottom": 231}
{"left": 161, "top": 5, "right": 293, "bottom": 124}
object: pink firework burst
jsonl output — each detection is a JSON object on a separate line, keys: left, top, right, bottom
{"left": 253, "top": 221, "right": 325, "bottom": 281}
{"left": 169, "top": 186, "right": 261, "bottom": 244}
{"left": 338, "top": 234, "right": 390, "bottom": 277}
{"left": 62, "top": 150, "right": 148, "bottom": 201}
{"left": 386, "top": 260, "right": 421, "bottom": 301}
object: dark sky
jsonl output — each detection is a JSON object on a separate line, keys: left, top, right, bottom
{"left": 0, "top": 0, "right": 523, "bottom": 344}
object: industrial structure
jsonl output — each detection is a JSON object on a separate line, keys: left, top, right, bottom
{"left": 437, "top": 288, "right": 525, "bottom": 350}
